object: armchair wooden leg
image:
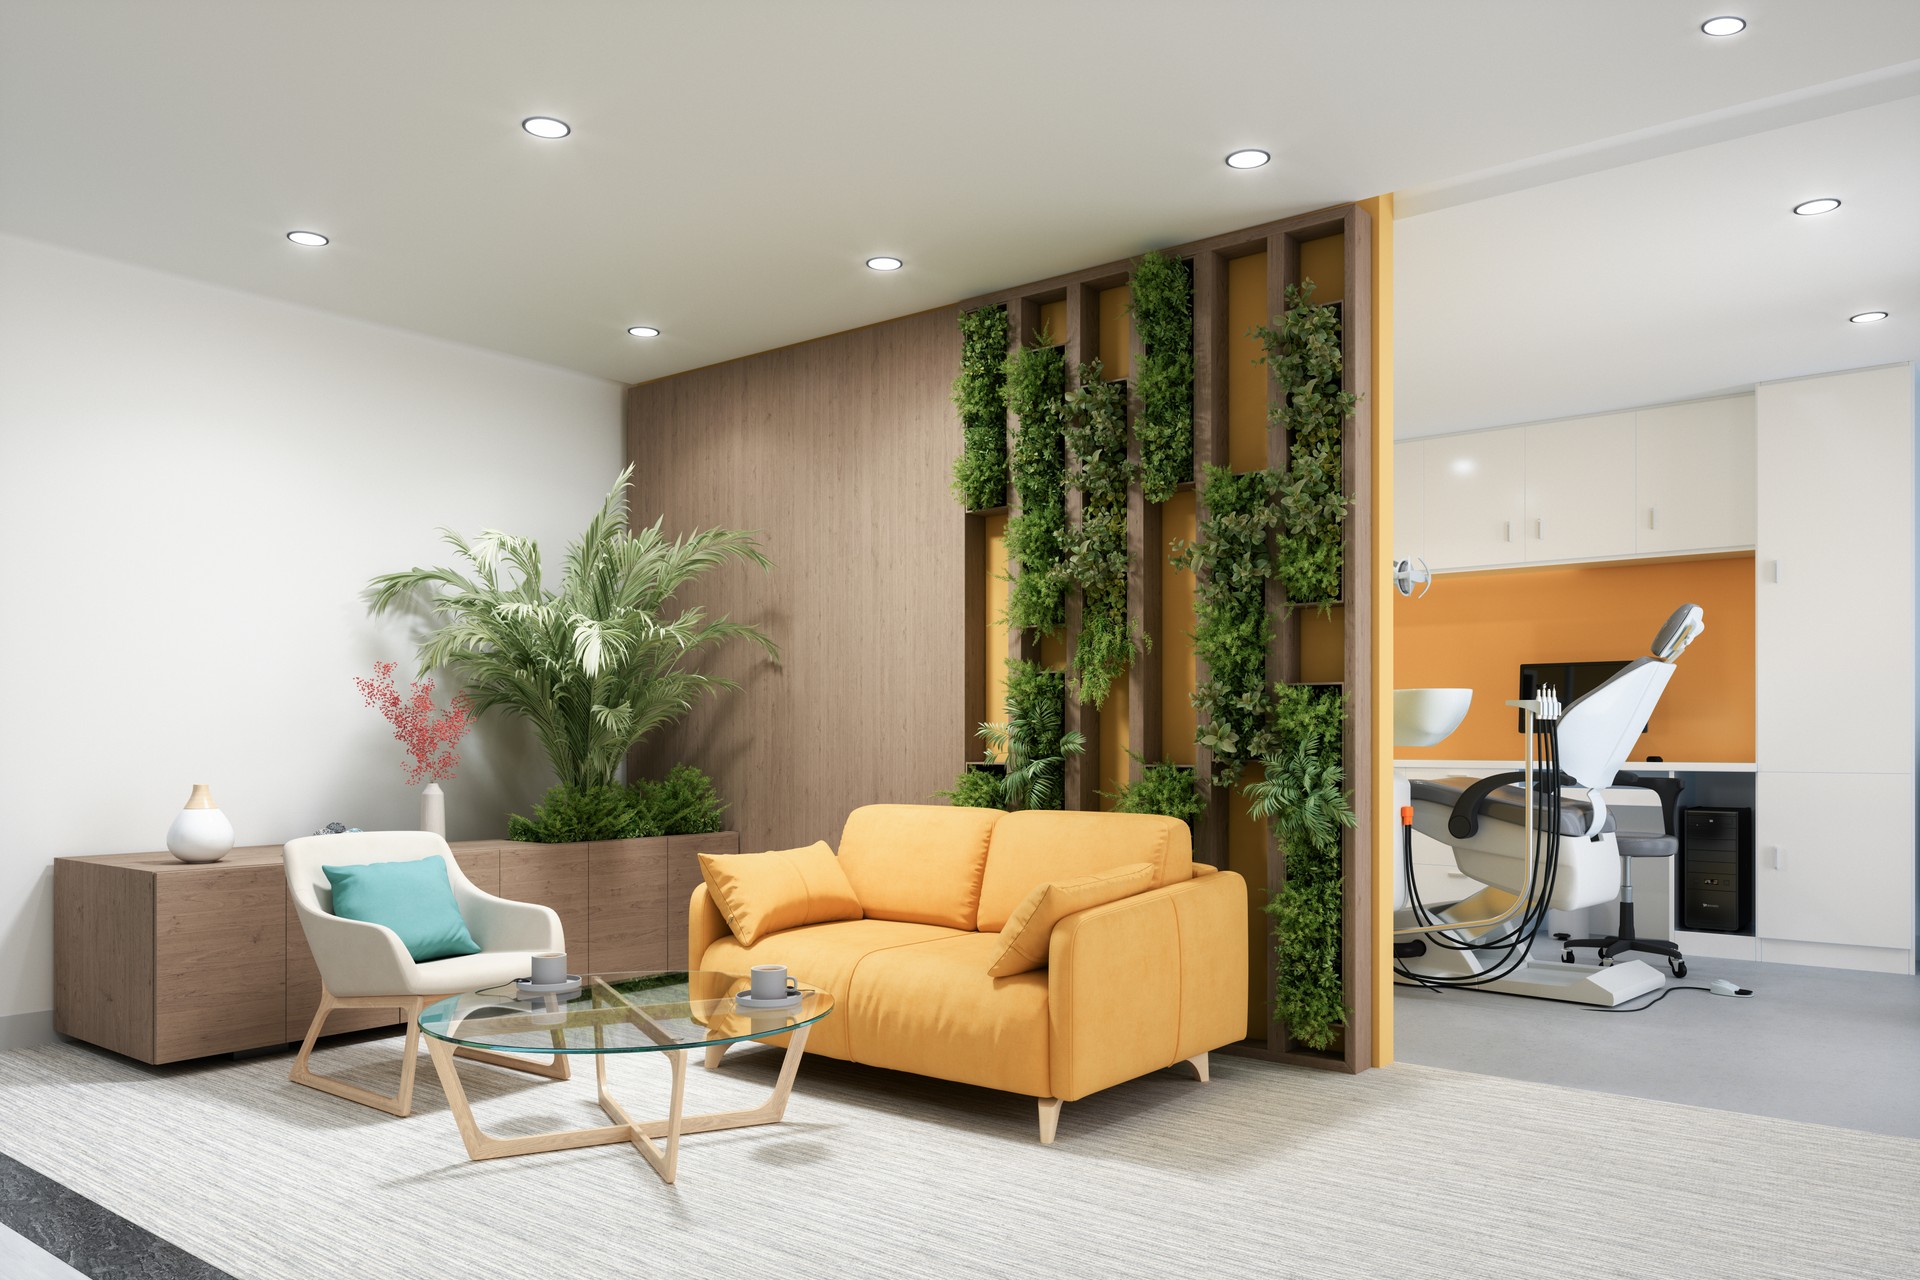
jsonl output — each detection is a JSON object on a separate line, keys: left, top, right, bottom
{"left": 1180, "top": 1052, "right": 1210, "bottom": 1083}
{"left": 1037, "top": 1097, "right": 1062, "bottom": 1144}
{"left": 289, "top": 991, "right": 430, "bottom": 1118}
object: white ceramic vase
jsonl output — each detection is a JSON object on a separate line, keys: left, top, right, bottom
{"left": 419, "top": 781, "right": 446, "bottom": 838}
{"left": 166, "top": 784, "right": 235, "bottom": 864}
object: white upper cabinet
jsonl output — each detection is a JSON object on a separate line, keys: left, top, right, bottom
{"left": 1393, "top": 439, "right": 1423, "bottom": 564}
{"left": 1523, "top": 413, "right": 1636, "bottom": 563}
{"left": 1634, "top": 395, "right": 1757, "bottom": 554}
{"left": 1420, "top": 426, "right": 1526, "bottom": 570}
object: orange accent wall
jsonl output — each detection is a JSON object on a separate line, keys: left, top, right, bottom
{"left": 1394, "top": 554, "right": 1756, "bottom": 763}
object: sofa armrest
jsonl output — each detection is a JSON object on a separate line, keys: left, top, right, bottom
{"left": 688, "top": 882, "right": 731, "bottom": 967}
{"left": 1047, "top": 870, "right": 1248, "bottom": 1103}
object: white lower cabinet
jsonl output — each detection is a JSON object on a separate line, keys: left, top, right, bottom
{"left": 1755, "top": 771, "right": 1914, "bottom": 953}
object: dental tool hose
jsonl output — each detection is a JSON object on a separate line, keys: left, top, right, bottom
{"left": 1396, "top": 696, "right": 1565, "bottom": 990}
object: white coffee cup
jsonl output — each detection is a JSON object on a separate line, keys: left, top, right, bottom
{"left": 750, "top": 964, "right": 799, "bottom": 1002}
{"left": 531, "top": 952, "right": 569, "bottom": 986}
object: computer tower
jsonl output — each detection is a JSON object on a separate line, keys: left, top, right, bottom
{"left": 1678, "top": 807, "right": 1752, "bottom": 934}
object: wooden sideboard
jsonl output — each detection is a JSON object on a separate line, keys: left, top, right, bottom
{"left": 53, "top": 833, "right": 738, "bottom": 1064}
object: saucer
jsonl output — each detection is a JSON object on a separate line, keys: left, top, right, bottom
{"left": 515, "top": 975, "right": 583, "bottom": 999}
{"left": 734, "top": 990, "right": 806, "bottom": 1012}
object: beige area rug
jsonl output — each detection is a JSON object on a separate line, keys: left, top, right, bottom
{"left": 0, "top": 1036, "right": 1915, "bottom": 1279}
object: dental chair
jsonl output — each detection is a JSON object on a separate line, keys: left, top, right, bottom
{"left": 1394, "top": 604, "right": 1706, "bottom": 1007}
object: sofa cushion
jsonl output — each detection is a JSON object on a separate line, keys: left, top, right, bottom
{"left": 698, "top": 841, "right": 862, "bottom": 946}
{"left": 700, "top": 918, "right": 963, "bottom": 1061}
{"left": 837, "top": 804, "right": 1002, "bottom": 930}
{"left": 976, "top": 811, "right": 1193, "bottom": 932}
{"left": 845, "top": 932, "right": 1051, "bottom": 1098}
{"left": 987, "top": 862, "right": 1156, "bottom": 977}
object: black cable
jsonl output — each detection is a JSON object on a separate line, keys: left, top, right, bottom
{"left": 1585, "top": 984, "right": 1715, "bottom": 1013}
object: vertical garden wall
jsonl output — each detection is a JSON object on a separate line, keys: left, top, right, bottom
{"left": 948, "top": 205, "right": 1382, "bottom": 1074}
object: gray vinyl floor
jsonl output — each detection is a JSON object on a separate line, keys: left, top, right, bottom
{"left": 0, "top": 1223, "right": 83, "bottom": 1280}
{"left": 1395, "top": 956, "right": 1920, "bottom": 1138}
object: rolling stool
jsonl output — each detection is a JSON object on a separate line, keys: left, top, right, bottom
{"left": 1555, "top": 772, "right": 1689, "bottom": 978}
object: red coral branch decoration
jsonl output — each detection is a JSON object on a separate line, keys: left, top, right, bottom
{"left": 354, "top": 661, "right": 475, "bottom": 785}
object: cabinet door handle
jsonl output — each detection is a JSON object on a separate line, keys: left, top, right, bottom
{"left": 1648, "top": 507, "right": 1658, "bottom": 531}
{"left": 1771, "top": 845, "right": 1785, "bottom": 872}
{"left": 1536, "top": 517, "right": 1544, "bottom": 540}
{"left": 1773, "top": 559, "right": 1783, "bottom": 584}
{"left": 1504, "top": 520, "right": 1513, "bottom": 542}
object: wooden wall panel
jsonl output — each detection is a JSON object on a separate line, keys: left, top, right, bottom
{"left": 626, "top": 311, "right": 965, "bottom": 853}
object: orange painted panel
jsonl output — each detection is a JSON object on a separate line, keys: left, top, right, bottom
{"left": 1098, "top": 663, "right": 1130, "bottom": 809}
{"left": 1299, "top": 606, "right": 1345, "bottom": 685}
{"left": 1098, "top": 286, "right": 1131, "bottom": 378}
{"left": 1035, "top": 299, "right": 1068, "bottom": 348}
{"left": 983, "top": 513, "right": 1008, "bottom": 732}
{"left": 1225, "top": 253, "right": 1269, "bottom": 473}
{"left": 1299, "top": 234, "right": 1344, "bottom": 304}
{"left": 1394, "top": 555, "right": 1756, "bottom": 763}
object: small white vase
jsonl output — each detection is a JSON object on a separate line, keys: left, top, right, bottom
{"left": 166, "top": 784, "right": 235, "bottom": 864}
{"left": 419, "top": 781, "right": 446, "bottom": 838}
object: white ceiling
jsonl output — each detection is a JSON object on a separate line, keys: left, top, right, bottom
{"left": 2, "top": 1, "right": 1918, "bottom": 388}
{"left": 1396, "top": 92, "right": 1920, "bottom": 436}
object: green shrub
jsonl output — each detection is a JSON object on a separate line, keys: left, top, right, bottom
{"left": 1102, "top": 756, "right": 1205, "bottom": 827}
{"left": 950, "top": 306, "right": 1010, "bottom": 510}
{"left": 630, "top": 763, "right": 728, "bottom": 835}
{"left": 1003, "top": 334, "right": 1068, "bottom": 634}
{"left": 508, "top": 783, "right": 648, "bottom": 843}
{"left": 1254, "top": 282, "right": 1356, "bottom": 607}
{"left": 1061, "top": 364, "right": 1139, "bottom": 708}
{"left": 983, "top": 660, "right": 1083, "bottom": 810}
{"left": 1129, "top": 250, "right": 1195, "bottom": 503}
{"left": 936, "top": 767, "right": 1006, "bottom": 810}
{"left": 1171, "top": 464, "right": 1285, "bottom": 780}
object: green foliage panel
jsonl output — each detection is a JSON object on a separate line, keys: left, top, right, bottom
{"left": 950, "top": 306, "right": 1010, "bottom": 510}
{"left": 1128, "top": 251, "right": 1195, "bottom": 503}
{"left": 1003, "top": 337, "right": 1068, "bottom": 634}
{"left": 1061, "top": 364, "right": 1139, "bottom": 709}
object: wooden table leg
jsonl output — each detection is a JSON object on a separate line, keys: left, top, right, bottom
{"left": 426, "top": 1036, "right": 629, "bottom": 1162}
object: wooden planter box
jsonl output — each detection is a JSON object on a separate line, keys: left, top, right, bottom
{"left": 53, "top": 831, "right": 738, "bottom": 1064}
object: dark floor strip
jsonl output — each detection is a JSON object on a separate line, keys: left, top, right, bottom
{"left": 0, "top": 1151, "right": 233, "bottom": 1280}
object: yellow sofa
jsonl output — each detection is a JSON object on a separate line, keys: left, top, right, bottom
{"left": 689, "top": 803, "right": 1249, "bottom": 1142}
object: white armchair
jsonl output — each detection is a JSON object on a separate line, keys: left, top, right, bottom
{"left": 284, "top": 831, "right": 567, "bottom": 1117}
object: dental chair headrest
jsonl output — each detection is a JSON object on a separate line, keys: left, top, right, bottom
{"left": 1652, "top": 603, "right": 1705, "bottom": 662}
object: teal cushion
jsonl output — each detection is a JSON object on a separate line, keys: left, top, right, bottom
{"left": 322, "top": 854, "right": 481, "bottom": 962}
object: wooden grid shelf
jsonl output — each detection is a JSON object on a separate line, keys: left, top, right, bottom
{"left": 957, "top": 203, "right": 1379, "bottom": 1075}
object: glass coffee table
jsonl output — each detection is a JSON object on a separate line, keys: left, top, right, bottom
{"left": 419, "top": 970, "right": 834, "bottom": 1184}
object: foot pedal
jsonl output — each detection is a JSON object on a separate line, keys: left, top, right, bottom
{"left": 1393, "top": 940, "right": 1428, "bottom": 960}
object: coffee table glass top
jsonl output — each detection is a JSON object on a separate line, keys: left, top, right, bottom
{"left": 419, "top": 971, "right": 833, "bottom": 1055}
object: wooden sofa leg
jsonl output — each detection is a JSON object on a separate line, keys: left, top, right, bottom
{"left": 1181, "top": 1052, "right": 1210, "bottom": 1083}
{"left": 1037, "top": 1097, "right": 1062, "bottom": 1144}
{"left": 704, "top": 1043, "right": 728, "bottom": 1070}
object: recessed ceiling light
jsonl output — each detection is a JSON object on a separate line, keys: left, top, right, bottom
{"left": 286, "top": 230, "right": 328, "bottom": 247}
{"left": 1225, "top": 149, "right": 1271, "bottom": 170}
{"left": 1700, "top": 16, "right": 1746, "bottom": 36}
{"left": 1791, "top": 198, "right": 1842, "bottom": 216}
{"left": 866, "top": 256, "right": 903, "bottom": 271}
{"left": 627, "top": 326, "right": 660, "bottom": 338}
{"left": 522, "top": 116, "right": 571, "bottom": 139}
{"left": 1850, "top": 311, "right": 1889, "bottom": 324}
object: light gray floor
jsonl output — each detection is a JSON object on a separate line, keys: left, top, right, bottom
{"left": 1396, "top": 956, "right": 1920, "bottom": 1138}
{"left": 0, "top": 1223, "right": 83, "bottom": 1280}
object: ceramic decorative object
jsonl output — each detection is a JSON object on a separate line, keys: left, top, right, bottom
{"left": 165, "top": 784, "right": 235, "bottom": 864}
{"left": 419, "top": 781, "right": 446, "bottom": 837}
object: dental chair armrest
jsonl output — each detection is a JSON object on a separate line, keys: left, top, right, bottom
{"left": 1446, "top": 770, "right": 1575, "bottom": 840}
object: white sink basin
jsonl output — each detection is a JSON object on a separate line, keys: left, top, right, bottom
{"left": 1394, "top": 688, "right": 1472, "bottom": 748}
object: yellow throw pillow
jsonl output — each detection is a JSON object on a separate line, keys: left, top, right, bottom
{"left": 986, "top": 862, "right": 1156, "bottom": 977}
{"left": 699, "top": 842, "right": 863, "bottom": 947}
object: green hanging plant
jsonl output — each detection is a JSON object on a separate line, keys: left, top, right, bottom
{"left": 978, "top": 660, "right": 1084, "bottom": 810}
{"left": 1246, "top": 702, "right": 1355, "bottom": 1051}
{"left": 1170, "top": 464, "right": 1285, "bottom": 782}
{"left": 950, "top": 305, "right": 1010, "bottom": 511}
{"left": 1101, "top": 755, "right": 1205, "bottom": 827}
{"left": 1253, "top": 281, "right": 1358, "bottom": 607}
{"left": 1002, "top": 331, "right": 1069, "bottom": 634}
{"left": 936, "top": 765, "right": 1008, "bottom": 811}
{"left": 1128, "top": 250, "right": 1195, "bottom": 503}
{"left": 1061, "top": 362, "right": 1140, "bottom": 709}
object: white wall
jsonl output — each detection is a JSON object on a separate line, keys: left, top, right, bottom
{"left": 0, "top": 232, "right": 623, "bottom": 1024}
